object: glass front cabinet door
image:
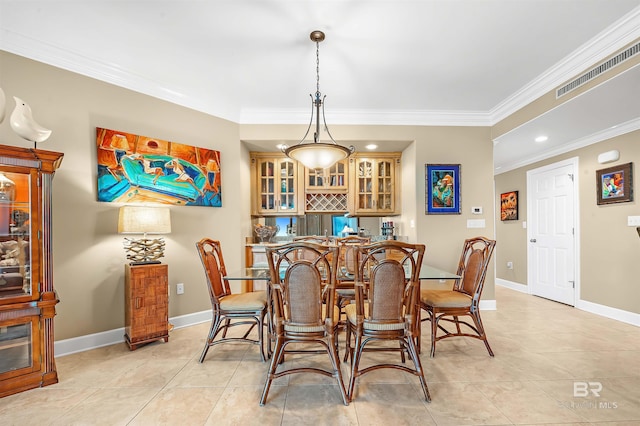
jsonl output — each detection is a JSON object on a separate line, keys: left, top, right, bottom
{"left": 351, "top": 154, "right": 400, "bottom": 215}
{"left": 250, "top": 153, "right": 302, "bottom": 216}
{"left": 0, "top": 145, "right": 63, "bottom": 398}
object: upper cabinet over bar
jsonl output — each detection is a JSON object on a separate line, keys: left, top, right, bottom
{"left": 250, "top": 153, "right": 303, "bottom": 216}
{"left": 350, "top": 153, "right": 400, "bottom": 216}
{"left": 250, "top": 152, "right": 400, "bottom": 217}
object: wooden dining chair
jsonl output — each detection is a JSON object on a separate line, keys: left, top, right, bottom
{"left": 419, "top": 236, "right": 496, "bottom": 357}
{"left": 334, "top": 236, "right": 371, "bottom": 330}
{"left": 292, "top": 235, "right": 333, "bottom": 261}
{"left": 260, "top": 241, "right": 348, "bottom": 406}
{"left": 345, "top": 240, "right": 430, "bottom": 403}
{"left": 196, "top": 238, "right": 268, "bottom": 362}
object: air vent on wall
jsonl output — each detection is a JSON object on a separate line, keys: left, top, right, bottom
{"left": 556, "top": 41, "right": 640, "bottom": 98}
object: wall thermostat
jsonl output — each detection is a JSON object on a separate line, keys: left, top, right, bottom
{"left": 471, "top": 206, "right": 483, "bottom": 214}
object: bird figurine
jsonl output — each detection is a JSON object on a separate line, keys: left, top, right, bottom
{"left": 10, "top": 96, "right": 52, "bottom": 148}
{"left": 0, "top": 87, "right": 5, "bottom": 124}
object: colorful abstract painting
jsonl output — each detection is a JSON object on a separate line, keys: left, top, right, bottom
{"left": 426, "top": 164, "right": 461, "bottom": 214}
{"left": 500, "top": 191, "right": 518, "bottom": 221}
{"left": 96, "top": 127, "right": 222, "bottom": 206}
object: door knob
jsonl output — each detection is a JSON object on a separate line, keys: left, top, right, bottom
{"left": 530, "top": 239, "right": 537, "bottom": 243}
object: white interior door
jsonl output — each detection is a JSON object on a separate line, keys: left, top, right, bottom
{"left": 527, "top": 158, "right": 578, "bottom": 306}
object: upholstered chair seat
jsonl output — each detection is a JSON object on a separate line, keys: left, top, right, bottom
{"left": 219, "top": 291, "right": 267, "bottom": 310}
{"left": 420, "top": 290, "right": 472, "bottom": 308}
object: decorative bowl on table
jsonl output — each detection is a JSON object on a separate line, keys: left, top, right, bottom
{"left": 254, "top": 224, "right": 279, "bottom": 243}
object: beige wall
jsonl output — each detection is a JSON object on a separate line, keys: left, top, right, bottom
{"left": 495, "top": 130, "right": 640, "bottom": 314}
{"left": 1, "top": 52, "right": 249, "bottom": 340}
{"left": 1, "top": 51, "right": 497, "bottom": 343}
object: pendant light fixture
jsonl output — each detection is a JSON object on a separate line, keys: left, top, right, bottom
{"left": 283, "top": 30, "right": 354, "bottom": 170}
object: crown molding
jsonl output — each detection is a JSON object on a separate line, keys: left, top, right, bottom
{"left": 0, "top": 29, "right": 241, "bottom": 122}
{"left": 238, "top": 108, "right": 492, "bottom": 126}
{"left": 490, "top": 7, "right": 640, "bottom": 125}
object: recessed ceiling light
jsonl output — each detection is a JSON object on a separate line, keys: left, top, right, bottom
{"left": 365, "top": 144, "right": 378, "bottom": 150}
{"left": 534, "top": 136, "right": 548, "bottom": 143}
{"left": 276, "top": 144, "right": 287, "bottom": 150}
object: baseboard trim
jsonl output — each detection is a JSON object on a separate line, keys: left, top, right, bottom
{"left": 496, "top": 278, "right": 529, "bottom": 293}
{"left": 480, "top": 299, "right": 496, "bottom": 310}
{"left": 54, "top": 310, "right": 212, "bottom": 357}
{"left": 576, "top": 299, "right": 640, "bottom": 327}
{"left": 496, "top": 279, "right": 639, "bottom": 327}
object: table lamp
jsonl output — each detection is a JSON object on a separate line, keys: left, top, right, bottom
{"left": 118, "top": 206, "right": 171, "bottom": 264}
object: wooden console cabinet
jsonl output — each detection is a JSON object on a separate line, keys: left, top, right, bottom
{"left": 124, "top": 263, "right": 169, "bottom": 350}
{"left": 0, "top": 145, "right": 63, "bottom": 398}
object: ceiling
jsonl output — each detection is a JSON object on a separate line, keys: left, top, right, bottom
{"left": 1, "top": 1, "right": 639, "bottom": 173}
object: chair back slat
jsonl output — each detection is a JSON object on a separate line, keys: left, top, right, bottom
{"left": 285, "top": 262, "right": 323, "bottom": 326}
{"left": 453, "top": 237, "right": 496, "bottom": 304}
{"left": 369, "top": 261, "right": 406, "bottom": 321}
{"left": 460, "top": 249, "right": 483, "bottom": 295}
{"left": 196, "top": 238, "right": 231, "bottom": 305}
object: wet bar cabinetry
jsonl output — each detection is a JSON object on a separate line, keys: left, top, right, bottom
{"left": 251, "top": 152, "right": 401, "bottom": 216}
{"left": 0, "top": 145, "right": 63, "bottom": 398}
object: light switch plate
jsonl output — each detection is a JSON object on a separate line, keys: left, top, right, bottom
{"left": 627, "top": 216, "right": 640, "bottom": 226}
{"left": 467, "top": 219, "right": 486, "bottom": 228}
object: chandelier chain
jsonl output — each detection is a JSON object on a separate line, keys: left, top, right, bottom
{"left": 316, "top": 39, "right": 320, "bottom": 96}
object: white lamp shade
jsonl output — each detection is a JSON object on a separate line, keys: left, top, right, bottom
{"left": 285, "top": 143, "right": 351, "bottom": 169}
{"left": 118, "top": 206, "right": 171, "bottom": 234}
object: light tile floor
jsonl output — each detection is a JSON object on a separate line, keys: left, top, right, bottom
{"left": 1, "top": 286, "right": 639, "bottom": 425}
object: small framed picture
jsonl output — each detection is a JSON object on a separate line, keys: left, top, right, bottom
{"left": 500, "top": 191, "right": 518, "bottom": 221}
{"left": 596, "top": 162, "right": 633, "bottom": 205}
{"left": 426, "top": 164, "right": 461, "bottom": 214}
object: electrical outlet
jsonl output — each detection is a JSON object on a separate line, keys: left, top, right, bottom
{"left": 506, "top": 261, "right": 513, "bottom": 269}
{"left": 176, "top": 283, "right": 184, "bottom": 295}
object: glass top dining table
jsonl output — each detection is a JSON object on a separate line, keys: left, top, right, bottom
{"left": 225, "top": 263, "right": 460, "bottom": 357}
{"left": 226, "top": 263, "right": 460, "bottom": 285}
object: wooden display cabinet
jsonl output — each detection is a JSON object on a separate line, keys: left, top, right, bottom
{"left": 124, "top": 263, "right": 169, "bottom": 350}
{"left": 250, "top": 153, "right": 302, "bottom": 215}
{"left": 350, "top": 153, "right": 401, "bottom": 215}
{"left": 0, "top": 144, "right": 63, "bottom": 398}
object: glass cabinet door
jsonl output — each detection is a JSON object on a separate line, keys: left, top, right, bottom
{"left": 376, "top": 159, "right": 394, "bottom": 212}
{"left": 306, "top": 160, "right": 347, "bottom": 190}
{"left": 0, "top": 170, "right": 32, "bottom": 301}
{"left": 255, "top": 157, "right": 298, "bottom": 214}
{"left": 356, "top": 159, "right": 374, "bottom": 210}
{"left": 258, "top": 159, "right": 276, "bottom": 212}
{"left": 278, "top": 160, "right": 296, "bottom": 211}
{"left": 354, "top": 156, "right": 397, "bottom": 214}
{"left": 0, "top": 315, "right": 40, "bottom": 377}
